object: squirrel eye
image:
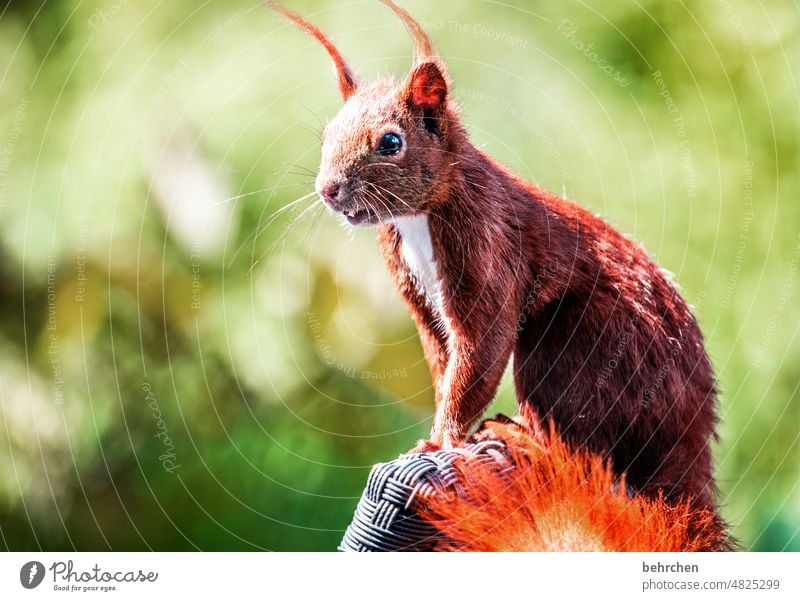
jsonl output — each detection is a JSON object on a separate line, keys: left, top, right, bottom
{"left": 377, "top": 132, "right": 403, "bottom": 156}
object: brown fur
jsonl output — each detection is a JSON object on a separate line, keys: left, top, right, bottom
{"left": 270, "top": 1, "right": 721, "bottom": 515}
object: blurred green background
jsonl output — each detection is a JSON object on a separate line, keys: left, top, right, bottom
{"left": 0, "top": 0, "right": 797, "bottom": 551}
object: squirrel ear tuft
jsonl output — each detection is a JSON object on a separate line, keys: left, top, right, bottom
{"left": 405, "top": 62, "right": 447, "bottom": 114}
{"left": 267, "top": 0, "right": 358, "bottom": 100}
{"left": 380, "top": 0, "right": 434, "bottom": 63}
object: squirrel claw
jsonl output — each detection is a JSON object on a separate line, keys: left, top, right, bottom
{"left": 406, "top": 439, "right": 441, "bottom": 454}
{"left": 440, "top": 433, "right": 461, "bottom": 451}
{"left": 406, "top": 432, "right": 463, "bottom": 455}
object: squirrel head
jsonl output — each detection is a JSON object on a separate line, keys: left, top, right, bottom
{"left": 269, "top": 0, "right": 458, "bottom": 226}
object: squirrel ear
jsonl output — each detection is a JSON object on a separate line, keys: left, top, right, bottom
{"left": 404, "top": 62, "right": 447, "bottom": 115}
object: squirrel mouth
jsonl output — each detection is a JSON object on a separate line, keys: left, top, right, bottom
{"left": 343, "top": 207, "right": 378, "bottom": 226}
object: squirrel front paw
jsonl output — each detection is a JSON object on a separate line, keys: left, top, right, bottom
{"left": 406, "top": 439, "right": 442, "bottom": 454}
{"left": 406, "top": 431, "right": 463, "bottom": 454}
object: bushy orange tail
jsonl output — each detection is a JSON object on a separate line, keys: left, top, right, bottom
{"left": 421, "top": 420, "right": 730, "bottom": 551}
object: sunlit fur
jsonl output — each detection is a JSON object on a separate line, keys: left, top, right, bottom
{"left": 421, "top": 419, "right": 731, "bottom": 552}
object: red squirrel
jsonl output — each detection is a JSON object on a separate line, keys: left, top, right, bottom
{"left": 268, "top": 1, "right": 720, "bottom": 510}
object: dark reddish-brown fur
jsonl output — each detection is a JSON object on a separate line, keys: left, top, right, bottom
{"left": 270, "top": 1, "right": 721, "bottom": 514}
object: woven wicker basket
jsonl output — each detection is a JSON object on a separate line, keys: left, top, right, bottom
{"left": 339, "top": 439, "right": 511, "bottom": 552}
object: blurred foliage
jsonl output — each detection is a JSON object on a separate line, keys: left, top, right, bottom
{"left": 0, "top": 0, "right": 798, "bottom": 551}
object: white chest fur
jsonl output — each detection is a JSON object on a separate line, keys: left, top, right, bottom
{"left": 394, "top": 215, "right": 444, "bottom": 314}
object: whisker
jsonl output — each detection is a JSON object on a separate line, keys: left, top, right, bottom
{"left": 355, "top": 161, "right": 400, "bottom": 176}
{"left": 299, "top": 202, "right": 328, "bottom": 249}
{"left": 297, "top": 123, "right": 322, "bottom": 141}
{"left": 292, "top": 96, "right": 326, "bottom": 131}
{"left": 361, "top": 186, "right": 396, "bottom": 220}
{"left": 284, "top": 171, "right": 318, "bottom": 180}
{"left": 366, "top": 181, "right": 415, "bottom": 214}
{"left": 280, "top": 161, "right": 318, "bottom": 173}
{"left": 250, "top": 191, "right": 319, "bottom": 242}
{"left": 226, "top": 190, "right": 318, "bottom": 268}
{"left": 248, "top": 202, "right": 324, "bottom": 274}
{"left": 212, "top": 184, "right": 309, "bottom": 207}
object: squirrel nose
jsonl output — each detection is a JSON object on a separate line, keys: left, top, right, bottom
{"left": 320, "top": 182, "right": 341, "bottom": 205}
